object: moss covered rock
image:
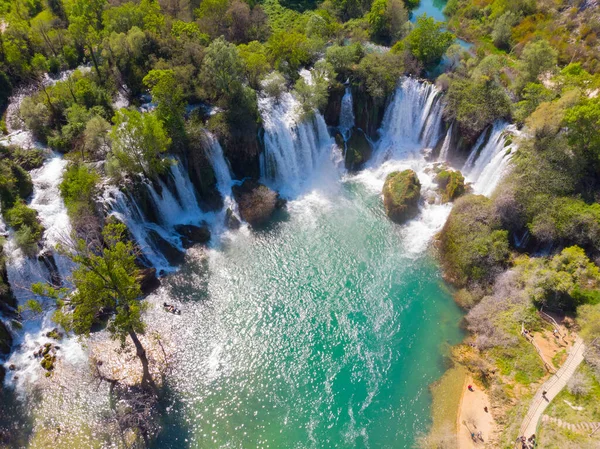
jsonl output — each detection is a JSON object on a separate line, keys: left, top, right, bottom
{"left": 435, "top": 169, "right": 466, "bottom": 203}
{"left": 382, "top": 170, "right": 421, "bottom": 224}
{"left": 345, "top": 130, "right": 373, "bottom": 171}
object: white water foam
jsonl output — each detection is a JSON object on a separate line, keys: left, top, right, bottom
{"left": 462, "top": 121, "right": 517, "bottom": 196}
{"left": 259, "top": 91, "right": 343, "bottom": 196}
{"left": 339, "top": 86, "right": 355, "bottom": 142}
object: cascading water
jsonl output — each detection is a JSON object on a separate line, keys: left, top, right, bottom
{"left": 2, "top": 152, "right": 87, "bottom": 388}
{"left": 373, "top": 77, "right": 444, "bottom": 165}
{"left": 259, "top": 91, "right": 342, "bottom": 195}
{"left": 339, "top": 86, "right": 355, "bottom": 142}
{"left": 462, "top": 121, "right": 517, "bottom": 196}
{"left": 103, "top": 185, "right": 175, "bottom": 271}
{"left": 437, "top": 123, "right": 454, "bottom": 161}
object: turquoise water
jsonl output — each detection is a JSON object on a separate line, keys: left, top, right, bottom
{"left": 410, "top": 0, "right": 448, "bottom": 22}
{"left": 150, "top": 177, "right": 463, "bottom": 448}
{"left": 410, "top": 0, "right": 473, "bottom": 50}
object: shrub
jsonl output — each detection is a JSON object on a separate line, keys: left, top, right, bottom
{"left": 4, "top": 201, "right": 44, "bottom": 255}
{"left": 355, "top": 52, "right": 404, "bottom": 102}
{"left": 438, "top": 194, "right": 510, "bottom": 287}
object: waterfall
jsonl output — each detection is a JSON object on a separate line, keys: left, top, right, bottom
{"left": 374, "top": 77, "right": 444, "bottom": 165}
{"left": 462, "top": 121, "right": 517, "bottom": 197}
{"left": 259, "top": 92, "right": 339, "bottom": 195}
{"left": 143, "top": 159, "right": 204, "bottom": 228}
{"left": 103, "top": 186, "right": 175, "bottom": 271}
{"left": 203, "top": 132, "right": 233, "bottom": 198}
{"left": 339, "top": 86, "right": 355, "bottom": 141}
{"left": 437, "top": 123, "right": 453, "bottom": 162}
{"left": 2, "top": 152, "right": 88, "bottom": 387}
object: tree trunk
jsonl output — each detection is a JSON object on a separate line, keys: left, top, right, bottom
{"left": 129, "top": 330, "right": 156, "bottom": 392}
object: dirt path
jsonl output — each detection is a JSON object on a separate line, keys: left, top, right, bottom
{"left": 518, "top": 337, "right": 586, "bottom": 444}
{"left": 457, "top": 377, "right": 496, "bottom": 448}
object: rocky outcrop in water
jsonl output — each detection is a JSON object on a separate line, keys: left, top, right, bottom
{"left": 232, "top": 180, "right": 285, "bottom": 227}
{"left": 344, "top": 130, "right": 372, "bottom": 171}
{"left": 179, "top": 125, "right": 224, "bottom": 211}
{"left": 324, "top": 83, "right": 345, "bottom": 127}
{"left": 382, "top": 170, "right": 421, "bottom": 224}
{"left": 137, "top": 268, "right": 160, "bottom": 295}
{"left": 175, "top": 224, "right": 211, "bottom": 249}
{"left": 147, "top": 230, "right": 185, "bottom": 266}
{"left": 0, "top": 321, "right": 13, "bottom": 355}
{"left": 435, "top": 169, "right": 466, "bottom": 203}
{"left": 0, "top": 247, "right": 16, "bottom": 312}
{"left": 352, "top": 85, "right": 387, "bottom": 140}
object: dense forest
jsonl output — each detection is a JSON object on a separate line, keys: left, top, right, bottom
{"left": 0, "top": 0, "right": 600, "bottom": 447}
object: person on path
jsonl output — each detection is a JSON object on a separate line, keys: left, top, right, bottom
{"left": 468, "top": 384, "right": 474, "bottom": 392}
{"left": 484, "top": 406, "right": 488, "bottom": 413}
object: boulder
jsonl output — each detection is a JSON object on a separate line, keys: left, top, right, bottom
{"left": 0, "top": 321, "right": 13, "bottom": 355}
{"left": 225, "top": 208, "right": 241, "bottom": 230}
{"left": 147, "top": 230, "right": 185, "bottom": 266}
{"left": 352, "top": 85, "right": 387, "bottom": 140}
{"left": 137, "top": 268, "right": 161, "bottom": 295}
{"left": 323, "top": 83, "right": 345, "bottom": 127}
{"left": 435, "top": 169, "right": 465, "bottom": 203}
{"left": 0, "top": 247, "right": 16, "bottom": 311}
{"left": 232, "top": 180, "right": 284, "bottom": 227}
{"left": 174, "top": 224, "right": 211, "bottom": 249}
{"left": 382, "top": 170, "right": 421, "bottom": 224}
{"left": 345, "top": 130, "right": 372, "bottom": 171}
{"left": 37, "top": 248, "right": 61, "bottom": 287}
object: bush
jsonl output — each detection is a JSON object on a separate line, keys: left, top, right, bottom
{"left": 60, "top": 164, "right": 100, "bottom": 222}
{"left": 438, "top": 194, "right": 510, "bottom": 287}
{"left": 446, "top": 77, "right": 511, "bottom": 141}
{"left": 355, "top": 52, "right": 404, "bottom": 102}
{"left": 404, "top": 15, "right": 454, "bottom": 68}
{"left": 4, "top": 201, "right": 44, "bottom": 255}
{"left": 518, "top": 246, "right": 600, "bottom": 311}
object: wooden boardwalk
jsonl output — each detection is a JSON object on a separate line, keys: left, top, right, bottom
{"left": 517, "top": 337, "right": 586, "bottom": 442}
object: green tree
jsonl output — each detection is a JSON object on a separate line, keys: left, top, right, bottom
{"left": 519, "top": 246, "right": 600, "bottom": 310}
{"left": 517, "top": 39, "right": 558, "bottom": 87}
{"left": 564, "top": 98, "right": 600, "bottom": 171}
{"left": 405, "top": 15, "right": 454, "bottom": 68}
{"left": 355, "top": 52, "right": 403, "bottom": 101}
{"left": 199, "top": 37, "right": 245, "bottom": 103}
{"left": 33, "top": 223, "right": 155, "bottom": 390}
{"left": 238, "top": 41, "right": 271, "bottom": 89}
{"left": 109, "top": 108, "right": 171, "bottom": 179}
{"left": 368, "top": 0, "right": 407, "bottom": 44}
{"left": 143, "top": 69, "right": 186, "bottom": 143}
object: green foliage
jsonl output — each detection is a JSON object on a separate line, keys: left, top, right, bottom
{"left": 0, "top": 156, "right": 34, "bottom": 209}
{"left": 517, "top": 246, "right": 600, "bottom": 311}
{"left": 293, "top": 60, "right": 335, "bottom": 116}
{"left": 60, "top": 164, "right": 100, "bottom": 224}
{"left": 31, "top": 223, "right": 154, "bottom": 386}
{"left": 564, "top": 97, "right": 600, "bottom": 172}
{"left": 109, "top": 108, "right": 171, "bottom": 179}
{"left": 200, "top": 37, "right": 245, "bottom": 103}
{"left": 577, "top": 304, "right": 600, "bottom": 342}
{"left": 439, "top": 194, "right": 510, "bottom": 287}
{"left": 513, "top": 82, "right": 556, "bottom": 125}
{"left": 355, "top": 52, "right": 403, "bottom": 102}
{"left": 517, "top": 39, "right": 558, "bottom": 88}
{"left": 143, "top": 69, "right": 186, "bottom": 144}
{"left": 325, "top": 43, "right": 364, "bottom": 79}
{"left": 4, "top": 201, "right": 44, "bottom": 255}
{"left": 267, "top": 31, "right": 312, "bottom": 78}
{"left": 446, "top": 76, "right": 511, "bottom": 140}
{"left": 404, "top": 15, "right": 454, "bottom": 68}
{"left": 435, "top": 169, "right": 465, "bottom": 203}
{"left": 367, "top": 0, "right": 408, "bottom": 44}
{"left": 238, "top": 41, "right": 272, "bottom": 89}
